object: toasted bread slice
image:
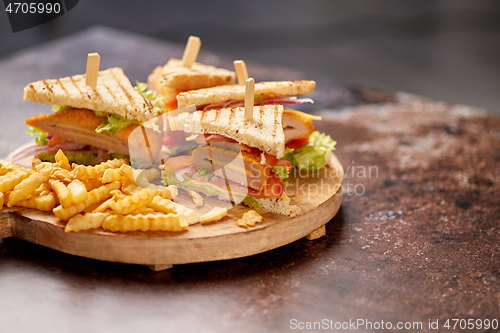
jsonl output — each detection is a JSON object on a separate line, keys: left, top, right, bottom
{"left": 177, "top": 80, "right": 316, "bottom": 108}
{"left": 23, "top": 68, "right": 154, "bottom": 123}
{"left": 175, "top": 181, "right": 300, "bottom": 216}
{"left": 160, "top": 58, "right": 235, "bottom": 93}
{"left": 25, "top": 109, "right": 162, "bottom": 157}
{"left": 169, "top": 105, "right": 285, "bottom": 158}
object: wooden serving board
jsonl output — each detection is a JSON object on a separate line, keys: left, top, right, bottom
{"left": 0, "top": 154, "right": 343, "bottom": 271}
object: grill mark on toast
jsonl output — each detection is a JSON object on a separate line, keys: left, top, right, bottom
{"left": 42, "top": 80, "right": 53, "bottom": 94}
{"left": 57, "top": 79, "right": 68, "bottom": 96}
{"left": 272, "top": 105, "right": 279, "bottom": 138}
{"left": 69, "top": 76, "right": 86, "bottom": 100}
{"left": 215, "top": 109, "right": 221, "bottom": 123}
{"left": 104, "top": 84, "right": 118, "bottom": 106}
{"left": 258, "top": 107, "right": 264, "bottom": 129}
{"left": 110, "top": 68, "right": 135, "bottom": 110}
{"left": 228, "top": 108, "right": 235, "bottom": 128}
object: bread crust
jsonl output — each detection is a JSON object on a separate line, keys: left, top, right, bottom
{"left": 177, "top": 80, "right": 316, "bottom": 108}
{"left": 160, "top": 58, "right": 235, "bottom": 91}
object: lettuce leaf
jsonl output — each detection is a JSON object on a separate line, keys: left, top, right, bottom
{"left": 27, "top": 127, "right": 48, "bottom": 145}
{"left": 162, "top": 170, "right": 263, "bottom": 210}
{"left": 93, "top": 82, "right": 164, "bottom": 135}
{"left": 38, "top": 151, "right": 97, "bottom": 165}
{"left": 95, "top": 114, "right": 134, "bottom": 134}
{"left": 51, "top": 105, "right": 71, "bottom": 112}
{"left": 135, "top": 81, "right": 165, "bottom": 116}
{"left": 243, "top": 196, "right": 263, "bottom": 210}
{"left": 196, "top": 168, "right": 215, "bottom": 180}
{"left": 283, "top": 131, "right": 336, "bottom": 170}
{"left": 271, "top": 165, "right": 290, "bottom": 185}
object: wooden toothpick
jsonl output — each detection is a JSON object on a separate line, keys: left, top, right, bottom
{"left": 244, "top": 78, "right": 254, "bottom": 121}
{"left": 85, "top": 53, "right": 100, "bottom": 90}
{"left": 233, "top": 60, "right": 248, "bottom": 85}
{"left": 181, "top": 36, "right": 201, "bottom": 68}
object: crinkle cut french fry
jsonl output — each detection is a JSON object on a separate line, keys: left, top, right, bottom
{"left": 133, "top": 169, "right": 161, "bottom": 188}
{"left": 102, "top": 213, "right": 188, "bottom": 232}
{"left": 119, "top": 164, "right": 134, "bottom": 181}
{"left": 121, "top": 180, "right": 141, "bottom": 195}
{"left": 129, "top": 207, "right": 156, "bottom": 215}
{"left": 146, "top": 196, "right": 176, "bottom": 214}
{"left": 146, "top": 198, "right": 199, "bottom": 224}
{"left": 0, "top": 160, "right": 17, "bottom": 176}
{"left": 108, "top": 188, "right": 157, "bottom": 215}
{"left": 200, "top": 207, "right": 227, "bottom": 224}
{"left": 15, "top": 193, "right": 56, "bottom": 212}
{"left": 54, "top": 149, "right": 71, "bottom": 170}
{"left": 65, "top": 212, "right": 109, "bottom": 232}
{"left": 161, "top": 186, "right": 178, "bottom": 199}
{"left": 50, "top": 168, "right": 73, "bottom": 184}
{"left": 33, "top": 182, "right": 51, "bottom": 197}
{"left": 53, "top": 181, "right": 120, "bottom": 221}
{"left": 34, "top": 162, "right": 53, "bottom": 173}
{"left": 92, "top": 197, "right": 114, "bottom": 213}
{"left": 73, "top": 159, "right": 127, "bottom": 180}
{"left": 134, "top": 171, "right": 150, "bottom": 188}
{"left": 67, "top": 179, "right": 87, "bottom": 204}
{"left": 49, "top": 179, "right": 72, "bottom": 208}
{"left": 8, "top": 164, "right": 52, "bottom": 207}
{"left": 83, "top": 178, "right": 104, "bottom": 192}
{"left": 102, "top": 168, "right": 124, "bottom": 183}
{"left": 142, "top": 169, "right": 160, "bottom": 182}
{"left": 32, "top": 157, "right": 42, "bottom": 169}
{"left": 0, "top": 168, "right": 30, "bottom": 192}
{"left": 172, "top": 202, "right": 200, "bottom": 224}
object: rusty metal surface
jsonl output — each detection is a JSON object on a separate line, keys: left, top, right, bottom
{"left": 0, "top": 27, "right": 499, "bottom": 333}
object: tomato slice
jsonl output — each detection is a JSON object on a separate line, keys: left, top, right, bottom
{"left": 196, "top": 134, "right": 237, "bottom": 145}
{"left": 164, "top": 97, "right": 178, "bottom": 110}
{"left": 163, "top": 155, "right": 193, "bottom": 173}
{"left": 276, "top": 159, "right": 292, "bottom": 171}
{"left": 286, "top": 136, "right": 310, "bottom": 150}
{"left": 247, "top": 172, "right": 284, "bottom": 198}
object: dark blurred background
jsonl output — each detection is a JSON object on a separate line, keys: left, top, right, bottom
{"left": 1, "top": 0, "right": 499, "bottom": 112}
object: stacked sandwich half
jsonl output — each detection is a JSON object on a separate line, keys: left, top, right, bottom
{"left": 163, "top": 80, "right": 336, "bottom": 216}
{"left": 16, "top": 68, "right": 164, "bottom": 165}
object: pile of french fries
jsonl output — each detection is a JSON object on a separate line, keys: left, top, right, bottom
{"left": 0, "top": 149, "right": 216, "bottom": 233}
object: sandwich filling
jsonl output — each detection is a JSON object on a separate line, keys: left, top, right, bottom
{"left": 163, "top": 134, "right": 291, "bottom": 201}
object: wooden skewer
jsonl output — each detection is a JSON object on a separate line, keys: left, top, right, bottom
{"left": 181, "top": 36, "right": 201, "bottom": 68}
{"left": 233, "top": 60, "right": 248, "bottom": 85}
{"left": 244, "top": 78, "right": 254, "bottom": 121}
{"left": 85, "top": 53, "right": 100, "bottom": 90}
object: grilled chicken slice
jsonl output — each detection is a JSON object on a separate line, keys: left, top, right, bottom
{"left": 283, "top": 109, "right": 315, "bottom": 141}
{"left": 25, "top": 108, "right": 162, "bottom": 157}
{"left": 191, "top": 145, "right": 271, "bottom": 190}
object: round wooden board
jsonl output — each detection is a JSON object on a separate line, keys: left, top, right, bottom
{"left": 0, "top": 154, "right": 343, "bottom": 268}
